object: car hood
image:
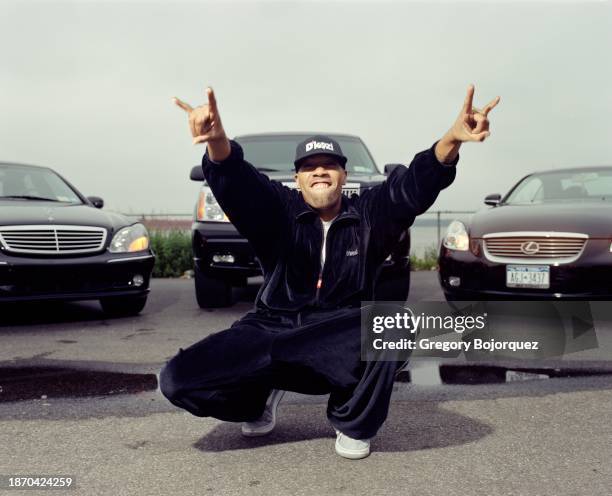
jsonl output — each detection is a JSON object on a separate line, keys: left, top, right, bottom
{"left": 0, "top": 201, "right": 136, "bottom": 233}
{"left": 469, "top": 201, "right": 612, "bottom": 238}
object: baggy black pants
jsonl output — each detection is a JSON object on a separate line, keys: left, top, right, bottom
{"left": 159, "top": 307, "right": 405, "bottom": 440}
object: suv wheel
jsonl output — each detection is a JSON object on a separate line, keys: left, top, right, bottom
{"left": 195, "top": 266, "right": 233, "bottom": 308}
{"left": 100, "top": 295, "right": 148, "bottom": 316}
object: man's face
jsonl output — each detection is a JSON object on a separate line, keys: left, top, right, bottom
{"left": 295, "top": 154, "right": 347, "bottom": 211}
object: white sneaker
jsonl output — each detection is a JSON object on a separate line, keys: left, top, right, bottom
{"left": 335, "top": 430, "right": 371, "bottom": 460}
{"left": 241, "top": 389, "right": 285, "bottom": 437}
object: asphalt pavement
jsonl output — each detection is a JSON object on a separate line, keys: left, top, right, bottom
{"left": 1, "top": 273, "right": 612, "bottom": 495}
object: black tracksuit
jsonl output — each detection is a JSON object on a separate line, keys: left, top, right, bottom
{"left": 160, "top": 140, "right": 457, "bottom": 439}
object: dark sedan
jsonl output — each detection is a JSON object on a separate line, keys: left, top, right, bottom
{"left": 439, "top": 166, "right": 612, "bottom": 300}
{"left": 0, "top": 162, "right": 155, "bottom": 315}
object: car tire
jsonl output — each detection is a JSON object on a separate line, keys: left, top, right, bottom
{"left": 100, "top": 295, "right": 148, "bottom": 316}
{"left": 194, "top": 267, "right": 233, "bottom": 308}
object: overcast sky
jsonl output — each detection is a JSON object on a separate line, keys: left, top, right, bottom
{"left": 2, "top": 0, "right": 611, "bottom": 215}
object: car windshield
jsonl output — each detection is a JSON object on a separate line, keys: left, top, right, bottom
{"left": 235, "top": 135, "right": 379, "bottom": 174}
{"left": 0, "top": 165, "right": 82, "bottom": 203}
{"left": 503, "top": 169, "right": 612, "bottom": 205}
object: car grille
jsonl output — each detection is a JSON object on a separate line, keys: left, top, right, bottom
{"left": 0, "top": 264, "right": 143, "bottom": 297}
{"left": 341, "top": 184, "right": 360, "bottom": 197}
{"left": 483, "top": 232, "right": 588, "bottom": 263}
{"left": 0, "top": 225, "right": 107, "bottom": 255}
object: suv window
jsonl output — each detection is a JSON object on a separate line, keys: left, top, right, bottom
{"left": 235, "top": 135, "right": 378, "bottom": 174}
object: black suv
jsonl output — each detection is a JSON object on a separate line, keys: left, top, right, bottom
{"left": 189, "top": 133, "right": 411, "bottom": 308}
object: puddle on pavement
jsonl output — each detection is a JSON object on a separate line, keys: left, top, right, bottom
{"left": 402, "top": 361, "right": 612, "bottom": 386}
{"left": 439, "top": 364, "right": 612, "bottom": 385}
{"left": 0, "top": 367, "right": 157, "bottom": 402}
{"left": 2, "top": 364, "right": 611, "bottom": 403}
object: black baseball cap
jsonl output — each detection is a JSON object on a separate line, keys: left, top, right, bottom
{"left": 294, "top": 135, "right": 348, "bottom": 171}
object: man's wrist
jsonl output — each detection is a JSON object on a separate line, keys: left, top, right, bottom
{"left": 207, "top": 137, "right": 231, "bottom": 162}
{"left": 434, "top": 132, "right": 461, "bottom": 165}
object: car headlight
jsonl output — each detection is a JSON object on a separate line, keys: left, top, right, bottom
{"left": 443, "top": 220, "right": 469, "bottom": 251}
{"left": 109, "top": 223, "right": 150, "bottom": 253}
{"left": 196, "top": 186, "right": 229, "bottom": 222}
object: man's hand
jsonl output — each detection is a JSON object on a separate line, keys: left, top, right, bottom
{"left": 435, "top": 84, "right": 500, "bottom": 164}
{"left": 173, "top": 87, "right": 231, "bottom": 162}
{"left": 452, "top": 84, "right": 500, "bottom": 143}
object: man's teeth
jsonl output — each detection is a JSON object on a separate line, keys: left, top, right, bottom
{"left": 312, "top": 183, "right": 330, "bottom": 189}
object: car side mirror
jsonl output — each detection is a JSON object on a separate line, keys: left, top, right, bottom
{"left": 384, "top": 163, "right": 403, "bottom": 175}
{"left": 484, "top": 193, "right": 501, "bottom": 206}
{"left": 190, "top": 166, "right": 204, "bottom": 181}
{"left": 87, "top": 196, "right": 104, "bottom": 209}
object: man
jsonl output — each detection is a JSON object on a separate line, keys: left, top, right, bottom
{"left": 161, "top": 85, "right": 499, "bottom": 459}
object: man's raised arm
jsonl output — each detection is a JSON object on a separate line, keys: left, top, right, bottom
{"left": 365, "top": 84, "right": 501, "bottom": 221}
{"left": 173, "top": 87, "right": 289, "bottom": 265}
{"left": 361, "top": 85, "right": 500, "bottom": 261}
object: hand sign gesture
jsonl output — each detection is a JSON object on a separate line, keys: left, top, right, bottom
{"left": 174, "top": 87, "right": 228, "bottom": 145}
{"left": 451, "top": 85, "right": 500, "bottom": 143}
{"left": 174, "top": 87, "right": 231, "bottom": 161}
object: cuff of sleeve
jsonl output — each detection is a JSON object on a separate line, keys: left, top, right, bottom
{"left": 202, "top": 140, "right": 244, "bottom": 167}
{"left": 430, "top": 140, "right": 459, "bottom": 168}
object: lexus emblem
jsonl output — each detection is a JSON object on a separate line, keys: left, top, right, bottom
{"left": 521, "top": 241, "right": 540, "bottom": 255}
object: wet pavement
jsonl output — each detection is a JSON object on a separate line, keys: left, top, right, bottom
{"left": 0, "top": 366, "right": 157, "bottom": 403}
{"left": 1, "top": 376, "right": 612, "bottom": 495}
{"left": 3, "top": 361, "right": 612, "bottom": 404}
{"left": 1, "top": 274, "right": 612, "bottom": 494}
{"left": 2, "top": 274, "right": 612, "bottom": 399}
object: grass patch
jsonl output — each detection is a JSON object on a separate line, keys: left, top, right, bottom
{"left": 150, "top": 230, "right": 193, "bottom": 277}
{"left": 149, "top": 231, "right": 439, "bottom": 276}
{"left": 410, "top": 245, "right": 439, "bottom": 271}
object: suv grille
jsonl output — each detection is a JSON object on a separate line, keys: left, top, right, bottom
{"left": 483, "top": 232, "right": 587, "bottom": 263}
{"left": 282, "top": 182, "right": 360, "bottom": 196}
{"left": 341, "top": 184, "right": 360, "bottom": 197}
{"left": 0, "top": 225, "right": 107, "bottom": 255}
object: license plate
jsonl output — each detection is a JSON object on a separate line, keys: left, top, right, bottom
{"left": 506, "top": 265, "right": 550, "bottom": 289}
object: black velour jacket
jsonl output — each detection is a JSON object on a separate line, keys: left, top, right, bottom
{"left": 202, "top": 140, "right": 457, "bottom": 314}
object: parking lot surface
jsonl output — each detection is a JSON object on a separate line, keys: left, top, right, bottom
{"left": 1, "top": 273, "right": 612, "bottom": 495}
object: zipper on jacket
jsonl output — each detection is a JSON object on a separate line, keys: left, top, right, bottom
{"left": 315, "top": 269, "right": 323, "bottom": 302}
{"left": 315, "top": 216, "right": 338, "bottom": 305}
{"left": 315, "top": 218, "right": 325, "bottom": 305}
{"left": 310, "top": 204, "right": 359, "bottom": 307}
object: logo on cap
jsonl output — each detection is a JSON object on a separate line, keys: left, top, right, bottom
{"left": 305, "top": 141, "right": 334, "bottom": 153}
